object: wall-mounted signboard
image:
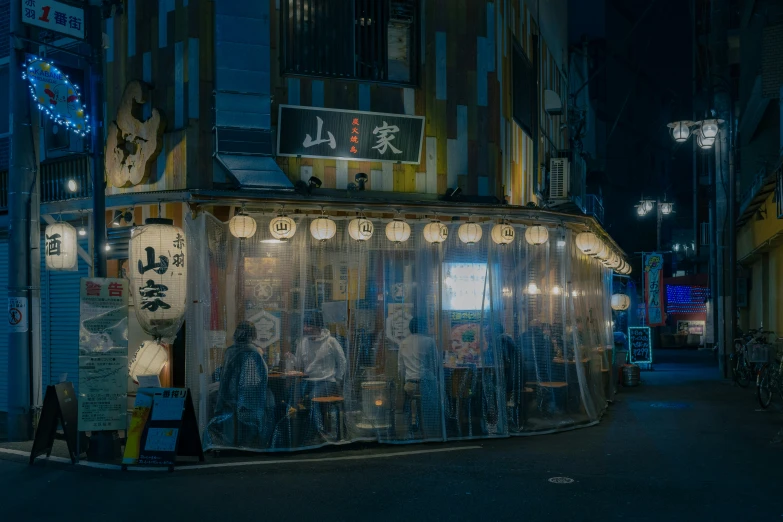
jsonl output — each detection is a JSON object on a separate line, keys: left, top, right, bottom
{"left": 21, "top": 0, "right": 85, "bottom": 39}
{"left": 277, "top": 105, "right": 425, "bottom": 164}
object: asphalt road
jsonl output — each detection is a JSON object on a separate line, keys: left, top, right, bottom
{"left": 2, "top": 349, "right": 782, "bottom": 522}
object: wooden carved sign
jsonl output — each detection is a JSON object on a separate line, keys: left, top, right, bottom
{"left": 106, "top": 81, "right": 166, "bottom": 188}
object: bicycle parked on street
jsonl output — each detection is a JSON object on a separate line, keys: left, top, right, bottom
{"left": 756, "top": 337, "right": 783, "bottom": 409}
{"left": 731, "top": 329, "right": 772, "bottom": 388}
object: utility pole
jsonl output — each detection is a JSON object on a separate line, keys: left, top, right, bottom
{"left": 7, "top": 0, "right": 38, "bottom": 440}
{"left": 656, "top": 199, "right": 662, "bottom": 252}
{"left": 88, "top": 0, "right": 107, "bottom": 275}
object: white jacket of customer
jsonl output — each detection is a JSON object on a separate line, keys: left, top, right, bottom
{"left": 398, "top": 333, "right": 438, "bottom": 382}
{"left": 295, "top": 329, "right": 346, "bottom": 382}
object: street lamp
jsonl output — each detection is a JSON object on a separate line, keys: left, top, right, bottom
{"left": 695, "top": 129, "right": 715, "bottom": 150}
{"left": 636, "top": 198, "right": 674, "bottom": 251}
{"left": 667, "top": 121, "right": 693, "bottom": 142}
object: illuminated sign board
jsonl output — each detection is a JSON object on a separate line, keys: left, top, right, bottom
{"left": 23, "top": 56, "right": 91, "bottom": 137}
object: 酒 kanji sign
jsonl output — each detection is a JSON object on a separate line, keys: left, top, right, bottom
{"left": 277, "top": 105, "right": 425, "bottom": 164}
{"left": 21, "top": 0, "right": 85, "bottom": 40}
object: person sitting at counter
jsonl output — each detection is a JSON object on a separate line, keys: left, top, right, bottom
{"left": 293, "top": 311, "right": 347, "bottom": 400}
{"left": 398, "top": 316, "right": 439, "bottom": 432}
{"left": 205, "top": 321, "right": 271, "bottom": 448}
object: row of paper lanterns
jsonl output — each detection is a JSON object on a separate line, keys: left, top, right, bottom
{"left": 230, "top": 212, "right": 560, "bottom": 247}
{"left": 574, "top": 231, "right": 631, "bottom": 274}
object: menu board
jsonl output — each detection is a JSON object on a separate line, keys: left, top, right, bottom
{"left": 677, "top": 321, "right": 705, "bottom": 336}
{"left": 122, "top": 388, "right": 203, "bottom": 468}
{"left": 628, "top": 327, "right": 652, "bottom": 364}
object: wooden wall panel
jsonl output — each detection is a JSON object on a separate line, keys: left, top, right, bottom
{"left": 104, "top": 0, "right": 212, "bottom": 195}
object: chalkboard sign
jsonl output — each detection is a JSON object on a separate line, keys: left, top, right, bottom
{"left": 30, "top": 383, "right": 80, "bottom": 464}
{"left": 628, "top": 327, "right": 652, "bottom": 364}
{"left": 122, "top": 388, "right": 204, "bottom": 470}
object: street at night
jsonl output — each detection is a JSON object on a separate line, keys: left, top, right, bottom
{"left": 3, "top": 350, "right": 783, "bottom": 521}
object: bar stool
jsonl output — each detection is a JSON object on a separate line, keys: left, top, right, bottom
{"left": 311, "top": 396, "right": 344, "bottom": 441}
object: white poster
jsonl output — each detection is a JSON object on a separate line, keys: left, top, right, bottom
{"left": 8, "top": 296, "right": 29, "bottom": 333}
{"left": 78, "top": 278, "right": 130, "bottom": 431}
{"left": 78, "top": 355, "right": 128, "bottom": 431}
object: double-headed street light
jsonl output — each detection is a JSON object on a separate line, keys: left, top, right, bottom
{"left": 636, "top": 197, "right": 674, "bottom": 251}
{"left": 667, "top": 118, "right": 724, "bottom": 149}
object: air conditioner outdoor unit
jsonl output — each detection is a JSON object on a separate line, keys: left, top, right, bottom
{"left": 549, "top": 157, "right": 570, "bottom": 199}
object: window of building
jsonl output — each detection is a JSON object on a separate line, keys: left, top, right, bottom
{"left": 512, "top": 39, "right": 534, "bottom": 138}
{"left": 281, "top": 0, "right": 419, "bottom": 85}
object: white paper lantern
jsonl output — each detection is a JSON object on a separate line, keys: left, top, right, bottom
{"left": 229, "top": 213, "right": 257, "bottom": 239}
{"left": 491, "top": 223, "right": 515, "bottom": 245}
{"left": 607, "top": 252, "right": 622, "bottom": 269}
{"left": 348, "top": 218, "right": 374, "bottom": 241}
{"left": 130, "top": 218, "right": 187, "bottom": 340}
{"left": 611, "top": 293, "right": 631, "bottom": 311}
{"left": 458, "top": 222, "right": 483, "bottom": 244}
{"left": 310, "top": 216, "right": 337, "bottom": 241}
{"left": 269, "top": 215, "right": 297, "bottom": 240}
{"left": 525, "top": 225, "right": 549, "bottom": 245}
{"left": 45, "top": 222, "right": 77, "bottom": 270}
{"left": 575, "top": 232, "right": 601, "bottom": 255}
{"left": 423, "top": 221, "right": 449, "bottom": 244}
{"left": 595, "top": 242, "right": 610, "bottom": 260}
{"left": 128, "top": 340, "right": 169, "bottom": 383}
{"left": 385, "top": 219, "right": 411, "bottom": 243}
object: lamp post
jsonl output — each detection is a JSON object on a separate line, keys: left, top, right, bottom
{"left": 635, "top": 198, "right": 674, "bottom": 251}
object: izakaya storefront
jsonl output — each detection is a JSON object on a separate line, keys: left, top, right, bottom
{"left": 181, "top": 200, "right": 627, "bottom": 452}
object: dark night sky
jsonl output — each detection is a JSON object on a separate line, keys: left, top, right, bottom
{"left": 569, "top": 0, "right": 694, "bottom": 256}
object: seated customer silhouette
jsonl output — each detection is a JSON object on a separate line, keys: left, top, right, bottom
{"left": 294, "top": 311, "right": 347, "bottom": 399}
{"left": 205, "top": 321, "right": 271, "bottom": 449}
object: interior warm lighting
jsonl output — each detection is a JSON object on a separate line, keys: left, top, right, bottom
{"left": 374, "top": 399, "right": 383, "bottom": 407}
{"left": 261, "top": 239, "right": 284, "bottom": 244}
{"left": 526, "top": 282, "right": 540, "bottom": 295}
{"left": 551, "top": 285, "right": 562, "bottom": 295}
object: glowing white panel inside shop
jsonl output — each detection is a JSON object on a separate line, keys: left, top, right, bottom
{"left": 442, "top": 263, "right": 489, "bottom": 310}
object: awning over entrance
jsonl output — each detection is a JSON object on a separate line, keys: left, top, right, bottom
{"left": 214, "top": 154, "right": 294, "bottom": 190}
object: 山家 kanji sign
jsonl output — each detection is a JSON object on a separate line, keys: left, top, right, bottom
{"left": 21, "top": 0, "right": 85, "bottom": 40}
{"left": 277, "top": 105, "right": 425, "bottom": 164}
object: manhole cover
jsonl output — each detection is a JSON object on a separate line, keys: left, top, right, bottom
{"left": 649, "top": 402, "right": 689, "bottom": 409}
{"left": 548, "top": 477, "right": 574, "bottom": 484}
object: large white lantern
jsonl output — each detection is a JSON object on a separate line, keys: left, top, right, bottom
{"left": 423, "top": 221, "right": 448, "bottom": 244}
{"left": 270, "top": 215, "right": 297, "bottom": 240}
{"left": 611, "top": 293, "right": 631, "bottom": 311}
{"left": 385, "top": 219, "right": 411, "bottom": 243}
{"left": 525, "top": 225, "right": 549, "bottom": 245}
{"left": 229, "top": 212, "right": 257, "bottom": 239}
{"left": 668, "top": 121, "right": 691, "bottom": 143}
{"left": 458, "top": 222, "right": 483, "bottom": 244}
{"left": 128, "top": 340, "right": 169, "bottom": 383}
{"left": 130, "top": 218, "right": 187, "bottom": 341}
{"left": 45, "top": 222, "right": 77, "bottom": 270}
{"left": 348, "top": 218, "right": 374, "bottom": 241}
{"left": 310, "top": 216, "right": 337, "bottom": 241}
{"left": 491, "top": 223, "right": 515, "bottom": 245}
{"left": 575, "top": 232, "right": 601, "bottom": 255}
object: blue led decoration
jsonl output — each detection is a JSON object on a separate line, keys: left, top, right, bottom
{"left": 22, "top": 56, "right": 91, "bottom": 137}
{"left": 665, "top": 285, "right": 708, "bottom": 314}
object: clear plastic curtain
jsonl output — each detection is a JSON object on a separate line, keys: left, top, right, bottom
{"left": 187, "top": 214, "right": 613, "bottom": 452}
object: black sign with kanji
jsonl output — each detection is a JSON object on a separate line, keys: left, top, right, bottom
{"left": 277, "top": 105, "right": 425, "bottom": 164}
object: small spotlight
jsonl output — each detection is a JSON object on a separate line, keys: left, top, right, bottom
{"left": 78, "top": 227, "right": 87, "bottom": 237}
{"left": 104, "top": 244, "right": 111, "bottom": 252}
{"left": 355, "top": 172, "right": 368, "bottom": 191}
{"left": 67, "top": 179, "right": 78, "bottom": 192}
{"left": 557, "top": 238, "right": 566, "bottom": 247}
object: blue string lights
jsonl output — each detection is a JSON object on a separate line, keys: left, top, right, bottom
{"left": 22, "top": 56, "right": 91, "bottom": 137}
{"left": 666, "top": 285, "right": 708, "bottom": 314}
